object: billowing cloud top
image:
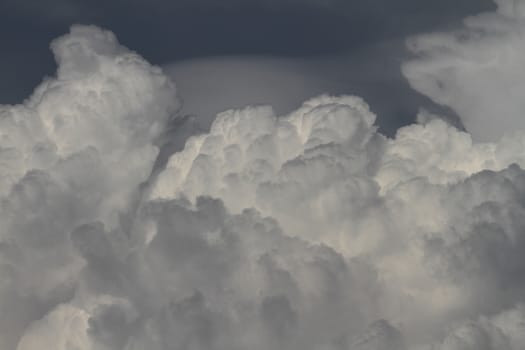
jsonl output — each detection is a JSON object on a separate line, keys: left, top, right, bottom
{"left": 0, "top": 25, "right": 178, "bottom": 224}
{"left": 2, "top": 5, "right": 525, "bottom": 350}
{"left": 0, "top": 25, "right": 178, "bottom": 349}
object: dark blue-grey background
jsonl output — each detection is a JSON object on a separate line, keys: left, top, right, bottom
{"left": 0, "top": 0, "right": 494, "bottom": 132}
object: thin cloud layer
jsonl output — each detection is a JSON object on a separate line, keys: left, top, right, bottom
{"left": 2, "top": 4, "right": 525, "bottom": 350}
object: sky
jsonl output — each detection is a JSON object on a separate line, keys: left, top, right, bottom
{"left": 3, "top": 1, "right": 525, "bottom": 350}
{"left": 0, "top": 0, "right": 495, "bottom": 133}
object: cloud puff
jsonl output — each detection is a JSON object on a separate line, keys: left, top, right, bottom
{"left": 0, "top": 24, "right": 178, "bottom": 222}
{"left": 151, "top": 93, "right": 525, "bottom": 348}
{"left": 3, "top": 16, "right": 525, "bottom": 350}
{"left": 421, "top": 304, "right": 525, "bottom": 350}
{"left": 403, "top": 0, "right": 525, "bottom": 141}
{"left": 0, "top": 24, "right": 178, "bottom": 349}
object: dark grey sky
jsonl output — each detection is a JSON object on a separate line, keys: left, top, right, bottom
{"left": 0, "top": 0, "right": 495, "bottom": 130}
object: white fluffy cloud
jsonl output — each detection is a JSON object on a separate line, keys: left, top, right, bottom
{"left": 0, "top": 25, "right": 178, "bottom": 224}
{"left": 3, "top": 5, "right": 525, "bottom": 349}
{"left": 0, "top": 25, "right": 178, "bottom": 349}
{"left": 150, "top": 92, "right": 525, "bottom": 348}
{"left": 403, "top": 0, "right": 525, "bottom": 142}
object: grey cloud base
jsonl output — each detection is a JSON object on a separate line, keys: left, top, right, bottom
{"left": 3, "top": 6, "right": 525, "bottom": 350}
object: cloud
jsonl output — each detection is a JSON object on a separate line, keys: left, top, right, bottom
{"left": 0, "top": 24, "right": 178, "bottom": 349}
{"left": 403, "top": 0, "right": 525, "bottom": 141}
{"left": 2, "top": 17, "right": 525, "bottom": 350}
{"left": 422, "top": 304, "right": 525, "bottom": 350}
{"left": 163, "top": 56, "right": 331, "bottom": 131}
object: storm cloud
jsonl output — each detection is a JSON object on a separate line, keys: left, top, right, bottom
{"left": 2, "top": 0, "right": 525, "bottom": 349}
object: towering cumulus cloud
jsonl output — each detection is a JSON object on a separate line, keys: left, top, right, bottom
{"left": 0, "top": 25, "right": 179, "bottom": 349}
{"left": 151, "top": 97, "right": 525, "bottom": 349}
{"left": 2, "top": 5, "right": 525, "bottom": 350}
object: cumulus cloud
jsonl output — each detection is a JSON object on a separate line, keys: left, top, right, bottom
{"left": 150, "top": 92, "right": 525, "bottom": 348}
{"left": 0, "top": 24, "right": 178, "bottom": 349}
{"left": 403, "top": 0, "right": 525, "bottom": 141}
{"left": 2, "top": 8, "right": 525, "bottom": 350}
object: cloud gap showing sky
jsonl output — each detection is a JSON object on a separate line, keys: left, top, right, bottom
{"left": 1, "top": 0, "right": 525, "bottom": 349}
